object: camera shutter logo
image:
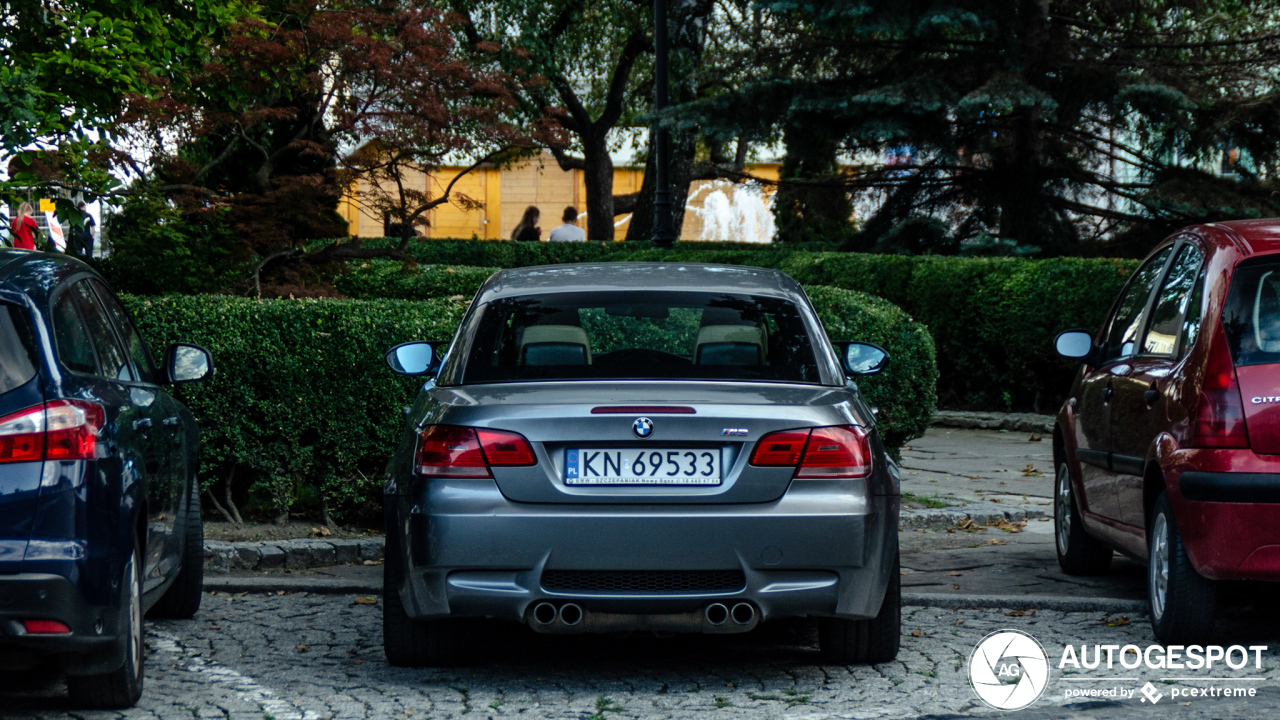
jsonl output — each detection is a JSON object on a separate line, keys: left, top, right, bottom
{"left": 968, "top": 630, "right": 1050, "bottom": 710}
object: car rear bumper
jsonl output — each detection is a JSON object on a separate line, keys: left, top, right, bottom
{"left": 0, "top": 573, "right": 125, "bottom": 674}
{"left": 389, "top": 478, "right": 898, "bottom": 625}
{"left": 1171, "top": 449, "right": 1280, "bottom": 580}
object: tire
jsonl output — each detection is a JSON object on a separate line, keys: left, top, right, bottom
{"left": 1054, "top": 461, "right": 1113, "bottom": 575}
{"left": 1148, "top": 492, "right": 1217, "bottom": 644}
{"left": 148, "top": 481, "right": 204, "bottom": 619}
{"left": 818, "top": 550, "right": 901, "bottom": 664}
{"left": 382, "top": 538, "right": 475, "bottom": 667}
{"left": 68, "top": 540, "right": 144, "bottom": 709}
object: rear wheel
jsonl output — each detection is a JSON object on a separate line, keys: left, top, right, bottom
{"left": 1149, "top": 492, "right": 1217, "bottom": 644}
{"left": 149, "top": 480, "right": 204, "bottom": 619}
{"left": 68, "top": 541, "right": 144, "bottom": 709}
{"left": 382, "top": 541, "right": 476, "bottom": 667}
{"left": 818, "top": 551, "right": 900, "bottom": 664}
{"left": 1054, "top": 462, "right": 1113, "bottom": 575}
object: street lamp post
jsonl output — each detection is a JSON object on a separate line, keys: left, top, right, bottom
{"left": 651, "top": 0, "right": 676, "bottom": 248}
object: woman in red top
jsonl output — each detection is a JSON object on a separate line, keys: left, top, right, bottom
{"left": 10, "top": 203, "right": 39, "bottom": 250}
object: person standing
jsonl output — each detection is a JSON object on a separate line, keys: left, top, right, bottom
{"left": 70, "top": 201, "right": 96, "bottom": 258}
{"left": 547, "top": 206, "right": 587, "bottom": 242}
{"left": 511, "top": 206, "right": 541, "bottom": 242}
{"left": 10, "top": 203, "right": 39, "bottom": 250}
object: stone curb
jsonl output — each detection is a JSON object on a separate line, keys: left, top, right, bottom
{"left": 931, "top": 410, "right": 1055, "bottom": 434}
{"left": 205, "top": 576, "right": 1146, "bottom": 615}
{"left": 903, "top": 592, "right": 1147, "bottom": 615}
{"left": 205, "top": 575, "right": 381, "bottom": 594}
{"left": 202, "top": 537, "right": 384, "bottom": 574}
{"left": 900, "top": 504, "right": 1048, "bottom": 531}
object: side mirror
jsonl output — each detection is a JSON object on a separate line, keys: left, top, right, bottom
{"left": 835, "top": 342, "right": 889, "bottom": 376}
{"left": 386, "top": 341, "right": 440, "bottom": 376}
{"left": 166, "top": 343, "right": 213, "bottom": 384}
{"left": 1054, "top": 330, "right": 1096, "bottom": 360}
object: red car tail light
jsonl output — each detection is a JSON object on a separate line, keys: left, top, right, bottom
{"left": 415, "top": 425, "right": 537, "bottom": 477}
{"left": 22, "top": 619, "right": 71, "bottom": 634}
{"left": 796, "top": 425, "right": 873, "bottom": 478}
{"left": 0, "top": 400, "right": 104, "bottom": 464}
{"left": 1191, "top": 326, "right": 1249, "bottom": 448}
{"left": 749, "top": 429, "right": 812, "bottom": 466}
{"left": 477, "top": 429, "right": 536, "bottom": 466}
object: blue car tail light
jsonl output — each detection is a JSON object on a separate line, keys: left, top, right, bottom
{"left": 0, "top": 400, "right": 104, "bottom": 464}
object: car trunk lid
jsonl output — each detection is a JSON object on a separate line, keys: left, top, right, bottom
{"left": 428, "top": 381, "right": 861, "bottom": 504}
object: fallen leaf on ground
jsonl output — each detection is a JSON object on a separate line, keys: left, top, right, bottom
{"left": 362, "top": 559, "right": 383, "bottom": 566}
{"left": 1021, "top": 464, "right": 1044, "bottom": 477}
{"left": 1028, "top": 434, "right": 1043, "bottom": 442}
{"left": 986, "top": 539, "right": 1008, "bottom": 546}
{"left": 207, "top": 626, "right": 221, "bottom": 631}
{"left": 954, "top": 619, "right": 965, "bottom": 626}
{"left": 947, "top": 571, "right": 963, "bottom": 576}
{"left": 1104, "top": 616, "right": 1131, "bottom": 627}
{"left": 346, "top": 649, "right": 359, "bottom": 655}
{"left": 296, "top": 644, "right": 310, "bottom": 653}
{"left": 910, "top": 630, "right": 930, "bottom": 638}
{"left": 952, "top": 584, "right": 961, "bottom": 590}
{"left": 1005, "top": 611, "right": 1027, "bottom": 617}
{"left": 311, "top": 526, "right": 332, "bottom": 537}
{"left": 353, "top": 596, "right": 378, "bottom": 605}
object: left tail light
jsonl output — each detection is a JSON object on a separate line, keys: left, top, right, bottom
{"left": 0, "top": 400, "right": 104, "bottom": 464}
{"left": 414, "top": 425, "right": 536, "bottom": 478}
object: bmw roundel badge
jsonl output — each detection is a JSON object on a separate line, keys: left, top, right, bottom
{"left": 632, "top": 417, "right": 654, "bottom": 438}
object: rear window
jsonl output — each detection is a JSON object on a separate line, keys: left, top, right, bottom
{"left": 459, "top": 291, "right": 822, "bottom": 384}
{"left": 1224, "top": 257, "right": 1280, "bottom": 367}
{"left": 0, "top": 303, "right": 39, "bottom": 394}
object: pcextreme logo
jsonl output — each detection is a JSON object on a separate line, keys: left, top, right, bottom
{"left": 968, "top": 630, "right": 1051, "bottom": 710}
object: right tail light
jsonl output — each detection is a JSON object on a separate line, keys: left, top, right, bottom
{"left": 0, "top": 400, "right": 104, "bottom": 464}
{"left": 750, "top": 425, "right": 872, "bottom": 478}
{"left": 1190, "top": 325, "right": 1249, "bottom": 448}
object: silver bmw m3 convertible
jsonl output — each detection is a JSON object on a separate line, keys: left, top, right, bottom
{"left": 380, "top": 263, "right": 901, "bottom": 665}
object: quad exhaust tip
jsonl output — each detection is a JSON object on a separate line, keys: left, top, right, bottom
{"left": 704, "top": 603, "right": 729, "bottom": 626}
{"left": 558, "top": 603, "right": 583, "bottom": 626}
{"left": 731, "top": 602, "right": 755, "bottom": 625}
{"left": 532, "top": 602, "right": 557, "bottom": 625}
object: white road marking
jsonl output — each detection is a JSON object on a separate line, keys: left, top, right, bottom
{"left": 148, "top": 628, "right": 326, "bottom": 720}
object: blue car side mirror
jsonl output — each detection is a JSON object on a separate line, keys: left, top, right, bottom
{"left": 835, "top": 342, "right": 889, "bottom": 376}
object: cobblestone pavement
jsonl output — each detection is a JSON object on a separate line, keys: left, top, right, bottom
{"left": 5, "top": 594, "right": 1280, "bottom": 719}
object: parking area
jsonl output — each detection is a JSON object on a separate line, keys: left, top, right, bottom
{"left": 5, "top": 593, "right": 1280, "bottom": 719}
{"left": 4, "top": 428, "right": 1278, "bottom": 719}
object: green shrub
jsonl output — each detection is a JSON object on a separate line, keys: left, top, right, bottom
{"left": 804, "top": 286, "right": 937, "bottom": 451}
{"left": 100, "top": 193, "right": 250, "bottom": 295}
{"left": 123, "top": 283, "right": 934, "bottom": 522}
{"left": 123, "top": 295, "right": 468, "bottom": 524}
{"left": 332, "top": 260, "right": 500, "bottom": 300}
{"left": 326, "top": 241, "right": 1137, "bottom": 411}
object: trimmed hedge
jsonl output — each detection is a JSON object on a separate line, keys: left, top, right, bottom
{"left": 123, "top": 295, "right": 469, "bottom": 523}
{"left": 333, "top": 261, "right": 499, "bottom": 300}
{"left": 804, "top": 286, "right": 937, "bottom": 451}
{"left": 123, "top": 285, "right": 933, "bottom": 522}
{"left": 336, "top": 241, "right": 1137, "bottom": 410}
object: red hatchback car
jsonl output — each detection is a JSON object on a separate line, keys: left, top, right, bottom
{"left": 1053, "top": 220, "right": 1280, "bottom": 643}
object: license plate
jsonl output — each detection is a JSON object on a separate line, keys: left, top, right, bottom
{"left": 565, "top": 448, "right": 721, "bottom": 486}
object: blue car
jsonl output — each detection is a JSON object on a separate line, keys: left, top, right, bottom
{"left": 0, "top": 250, "right": 211, "bottom": 708}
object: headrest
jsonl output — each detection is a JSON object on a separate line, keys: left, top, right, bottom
{"left": 519, "top": 325, "right": 592, "bottom": 365}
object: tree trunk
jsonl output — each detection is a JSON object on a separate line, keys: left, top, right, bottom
{"left": 624, "top": 141, "right": 657, "bottom": 242}
{"left": 582, "top": 133, "right": 616, "bottom": 241}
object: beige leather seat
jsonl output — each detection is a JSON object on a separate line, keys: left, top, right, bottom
{"left": 518, "top": 325, "right": 592, "bottom": 365}
{"left": 694, "top": 325, "right": 765, "bottom": 365}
